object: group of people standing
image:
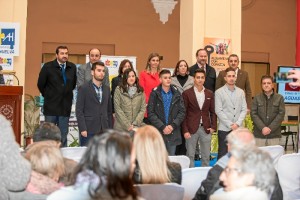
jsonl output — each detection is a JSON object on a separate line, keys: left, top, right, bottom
{"left": 37, "top": 46, "right": 286, "bottom": 167}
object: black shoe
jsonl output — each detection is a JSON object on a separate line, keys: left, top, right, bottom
{"left": 194, "top": 154, "right": 201, "bottom": 161}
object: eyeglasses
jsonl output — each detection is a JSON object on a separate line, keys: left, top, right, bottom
{"left": 223, "top": 166, "right": 241, "bottom": 175}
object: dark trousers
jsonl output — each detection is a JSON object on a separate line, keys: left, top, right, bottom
{"left": 217, "top": 130, "right": 231, "bottom": 160}
{"left": 80, "top": 132, "right": 95, "bottom": 146}
{"left": 175, "top": 134, "right": 187, "bottom": 155}
{"left": 45, "top": 115, "right": 69, "bottom": 147}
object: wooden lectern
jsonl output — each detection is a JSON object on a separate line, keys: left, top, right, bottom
{"left": 0, "top": 86, "right": 23, "bottom": 144}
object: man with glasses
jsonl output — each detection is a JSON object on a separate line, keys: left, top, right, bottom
{"left": 210, "top": 147, "right": 275, "bottom": 199}
{"left": 193, "top": 128, "right": 283, "bottom": 200}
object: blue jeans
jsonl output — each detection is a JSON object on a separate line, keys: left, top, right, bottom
{"left": 45, "top": 116, "right": 69, "bottom": 147}
{"left": 165, "top": 142, "right": 177, "bottom": 156}
{"left": 80, "top": 132, "right": 95, "bottom": 146}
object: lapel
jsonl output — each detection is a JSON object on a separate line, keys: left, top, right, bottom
{"left": 236, "top": 69, "right": 243, "bottom": 86}
{"left": 205, "top": 64, "right": 211, "bottom": 78}
{"left": 202, "top": 90, "right": 210, "bottom": 109}
{"left": 190, "top": 87, "right": 201, "bottom": 110}
{"left": 89, "top": 81, "right": 101, "bottom": 104}
{"left": 222, "top": 85, "right": 236, "bottom": 107}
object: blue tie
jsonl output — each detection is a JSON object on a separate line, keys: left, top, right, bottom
{"left": 61, "top": 64, "right": 67, "bottom": 85}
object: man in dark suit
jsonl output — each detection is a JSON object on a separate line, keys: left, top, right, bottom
{"left": 76, "top": 61, "right": 113, "bottom": 146}
{"left": 77, "top": 48, "right": 109, "bottom": 89}
{"left": 182, "top": 69, "right": 217, "bottom": 167}
{"left": 37, "top": 46, "right": 77, "bottom": 147}
{"left": 189, "top": 49, "right": 217, "bottom": 92}
{"left": 216, "top": 54, "right": 252, "bottom": 109}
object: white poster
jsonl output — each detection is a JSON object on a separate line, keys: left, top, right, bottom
{"left": 86, "top": 55, "right": 137, "bottom": 83}
{"left": 0, "top": 22, "right": 20, "bottom": 56}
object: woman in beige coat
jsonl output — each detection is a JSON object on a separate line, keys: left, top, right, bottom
{"left": 114, "top": 69, "right": 146, "bottom": 133}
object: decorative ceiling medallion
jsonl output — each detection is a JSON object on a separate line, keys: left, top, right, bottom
{"left": 152, "top": 0, "right": 178, "bottom": 24}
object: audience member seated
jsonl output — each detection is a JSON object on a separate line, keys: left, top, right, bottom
{"left": 193, "top": 128, "right": 283, "bottom": 200}
{"left": 25, "top": 141, "right": 65, "bottom": 195}
{"left": 47, "top": 130, "right": 142, "bottom": 200}
{"left": 26, "top": 122, "right": 78, "bottom": 183}
{"left": 133, "top": 125, "right": 182, "bottom": 184}
{"left": 0, "top": 115, "right": 47, "bottom": 200}
{"left": 210, "top": 147, "right": 275, "bottom": 200}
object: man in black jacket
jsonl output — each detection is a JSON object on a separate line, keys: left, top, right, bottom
{"left": 147, "top": 69, "right": 185, "bottom": 155}
{"left": 189, "top": 49, "right": 216, "bottom": 92}
{"left": 37, "top": 46, "right": 77, "bottom": 147}
{"left": 193, "top": 128, "right": 283, "bottom": 200}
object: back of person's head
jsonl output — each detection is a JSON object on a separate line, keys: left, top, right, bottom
{"left": 70, "top": 130, "right": 137, "bottom": 199}
{"left": 25, "top": 141, "right": 65, "bottom": 182}
{"left": 226, "top": 128, "right": 255, "bottom": 151}
{"left": 134, "top": 125, "right": 170, "bottom": 184}
{"left": 33, "top": 122, "right": 61, "bottom": 144}
{"left": 230, "top": 146, "right": 275, "bottom": 194}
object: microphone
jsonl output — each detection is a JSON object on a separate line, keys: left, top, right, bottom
{"left": 0, "top": 68, "right": 19, "bottom": 86}
{"left": 0, "top": 66, "right": 5, "bottom": 85}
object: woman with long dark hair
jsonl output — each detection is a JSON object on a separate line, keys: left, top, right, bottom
{"left": 114, "top": 69, "right": 146, "bottom": 133}
{"left": 111, "top": 59, "right": 134, "bottom": 113}
{"left": 48, "top": 130, "right": 140, "bottom": 200}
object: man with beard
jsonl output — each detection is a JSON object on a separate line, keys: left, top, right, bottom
{"left": 37, "top": 46, "right": 77, "bottom": 147}
{"left": 215, "top": 67, "right": 247, "bottom": 160}
{"left": 76, "top": 61, "right": 113, "bottom": 146}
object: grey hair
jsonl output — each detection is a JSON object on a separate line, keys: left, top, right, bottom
{"left": 226, "top": 127, "right": 255, "bottom": 149}
{"left": 231, "top": 147, "right": 275, "bottom": 194}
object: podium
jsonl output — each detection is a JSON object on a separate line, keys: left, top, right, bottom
{"left": 0, "top": 86, "right": 23, "bottom": 144}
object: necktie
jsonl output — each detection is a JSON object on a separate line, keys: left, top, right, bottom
{"left": 61, "top": 64, "right": 67, "bottom": 85}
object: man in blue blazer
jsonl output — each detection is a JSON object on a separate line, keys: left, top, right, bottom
{"left": 189, "top": 49, "right": 216, "bottom": 92}
{"left": 76, "top": 61, "right": 113, "bottom": 146}
{"left": 215, "top": 67, "right": 247, "bottom": 159}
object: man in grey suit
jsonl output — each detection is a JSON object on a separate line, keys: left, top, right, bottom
{"left": 215, "top": 67, "right": 247, "bottom": 160}
{"left": 77, "top": 48, "right": 110, "bottom": 88}
{"left": 76, "top": 61, "right": 113, "bottom": 146}
{"left": 216, "top": 54, "right": 252, "bottom": 109}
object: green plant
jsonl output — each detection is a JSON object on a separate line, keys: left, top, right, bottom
{"left": 68, "top": 127, "right": 80, "bottom": 147}
{"left": 243, "top": 114, "right": 254, "bottom": 133}
{"left": 23, "top": 94, "right": 40, "bottom": 140}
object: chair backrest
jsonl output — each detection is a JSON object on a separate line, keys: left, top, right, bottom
{"left": 259, "top": 145, "right": 284, "bottom": 169}
{"left": 169, "top": 155, "right": 190, "bottom": 169}
{"left": 277, "top": 153, "right": 300, "bottom": 194}
{"left": 182, "top": 167, "right": 212, "bottom": 200}
{"left": 135, "top": 183, "right": 184, "bottom": 200}
{"left": 60, "top": 147, "right": 87, "bottom": 162}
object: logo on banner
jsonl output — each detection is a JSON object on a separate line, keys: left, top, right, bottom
{"left": 0, "top": 57, "right": 12, "bottom": 66}
{"left": 0, "top": 29, "right": 15, "bottom": 49}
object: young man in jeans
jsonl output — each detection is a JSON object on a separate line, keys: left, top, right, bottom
{"left": 147, "top": 69, "right": 185, "bottom": 155}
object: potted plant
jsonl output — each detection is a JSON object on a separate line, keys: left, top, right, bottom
{"left": 23, "top": 94, "right": 40, "bottom": 147}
